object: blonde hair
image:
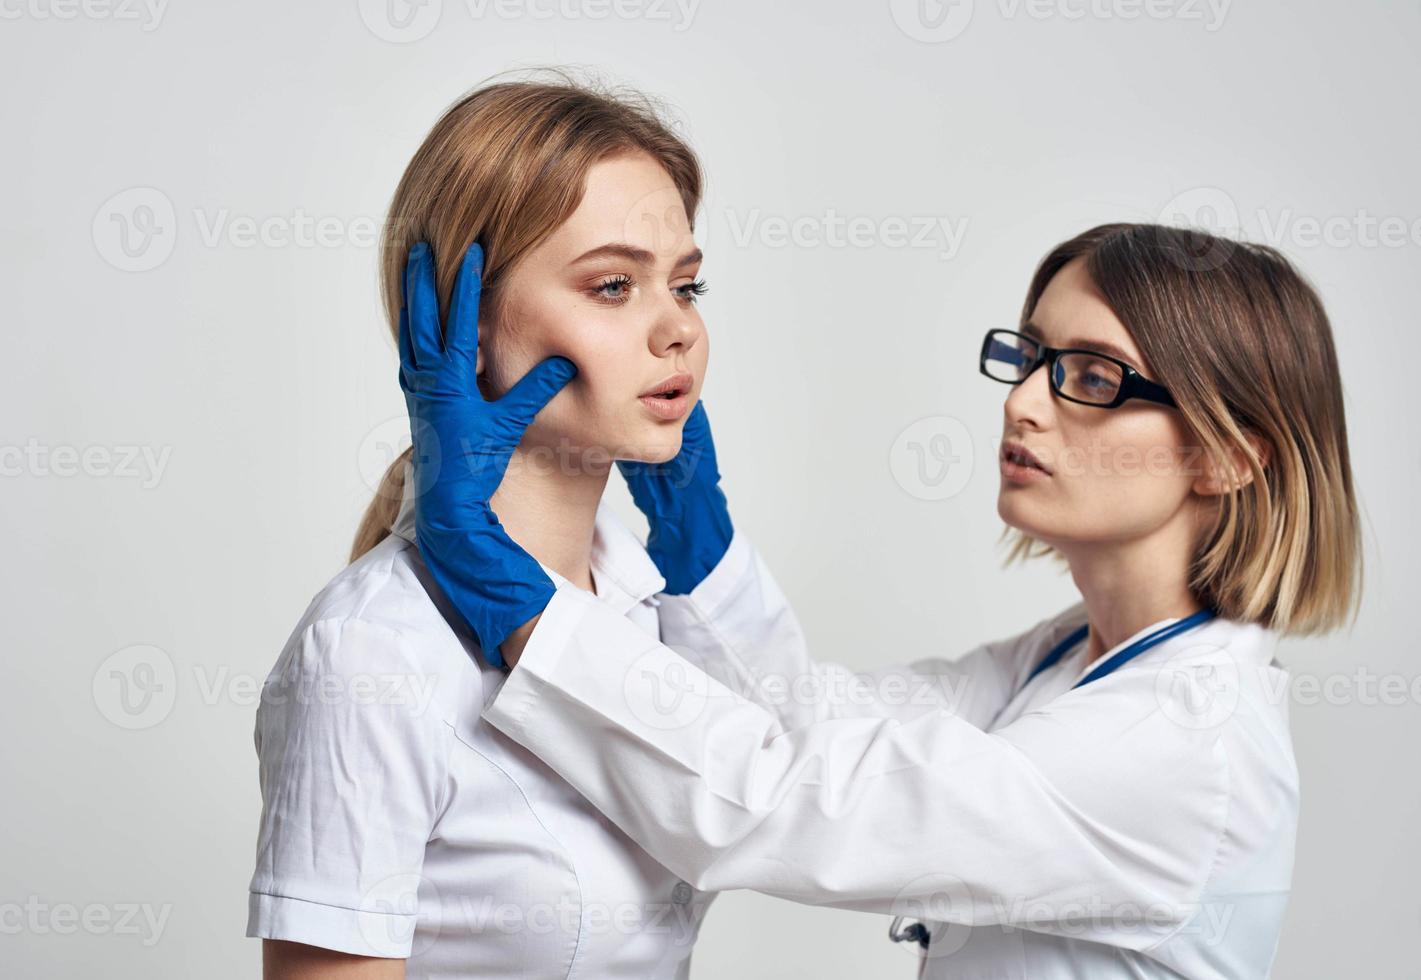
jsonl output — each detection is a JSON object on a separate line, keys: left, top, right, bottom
{"left": 1006, "top": 223, "right": 1361, "bottom": 635}
{"left": 350, "top": 74, "right": 703, "bottom": 562}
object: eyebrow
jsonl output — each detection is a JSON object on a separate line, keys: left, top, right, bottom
{"left": 1021, "top": 322, "right": 1142, "bottom": 369}
{"left": 570, "top": 242, "right": 703, "bottom": 268}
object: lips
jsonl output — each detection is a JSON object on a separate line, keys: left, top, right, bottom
{"left": 639, "top": 372, "right": 693, "bottom": 400}
{"left": 1001, "top": 440, "right": 1051, "bottom": 475}
{"left": 637, "top": 371, "right": 694, "bottom": 422}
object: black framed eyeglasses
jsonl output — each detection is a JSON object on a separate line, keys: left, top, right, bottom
{"left": 979, "top": 329, "right": 1176, "bottom": 409}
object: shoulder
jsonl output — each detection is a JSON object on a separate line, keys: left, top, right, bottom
{"left": 266, "top": 534, "right": 485, "bottom": 729}
{"left": 1011, "top": 614, "right": 1292, "bottom": 778}
{"left": 1134, "top": 617, "right": 1296, "bottom": 767}
{"left": 1002, "top": 616, "right": 1296, "bottom": 898}
{"left": 1144, "top": 617, "right": 1299, "bottom": 826}
{"left": 992, "top": 658, "right": 1233, "bottom": 919}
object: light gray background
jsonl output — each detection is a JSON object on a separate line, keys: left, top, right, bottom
{"left": 2, "top": 0, "right": 1417, "bottom": 976}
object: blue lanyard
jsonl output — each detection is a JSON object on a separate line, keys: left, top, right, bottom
{"left": 1021, "top": 608, "right": 1217, "bottom": 693}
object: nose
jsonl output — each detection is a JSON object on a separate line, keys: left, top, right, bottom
{"left": 1003, "top": 358, "right": 1053, "bottom": 431}
{"left": 647, "top": 293, "right": 702, "bottom": 357}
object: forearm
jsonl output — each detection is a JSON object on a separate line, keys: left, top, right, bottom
{"left": 263, "top": 939, "right": 404, "bottom": 979}
{"left": 657, "top": 533, "right": 1018, "bottom": 730}
{"left": 487, "top": 585, "right": 1222, "bottom": 939}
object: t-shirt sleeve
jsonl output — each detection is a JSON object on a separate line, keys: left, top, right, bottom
{"left": 246, "top": 617, "right": 450, "bottom": 958}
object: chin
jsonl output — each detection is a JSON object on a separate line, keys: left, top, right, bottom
{"left": 997, "top": 493, "right": 1048, "bottom": 540}
{"left": 620, "top": 420, "right": 684, "bottom": 464}
{"left": 637, "top": 433, "right": 684, "bottom": 464}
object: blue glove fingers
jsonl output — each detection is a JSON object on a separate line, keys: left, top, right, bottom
{"left": 397, "top": 239, "right": 568, "bottom": 671}
{"left": 616, "top": 398, "right": 733, "bottom": 594}
{"left": 681, "top": 400, "right": 713, "bottom": 449}
{"left": 496, "top": 356, "right": 579, "bottom": 430}
{"left": 404, "top": 242, "right": 444, "bottom": 369}
{"left": 674, "top": 400, "right": 719, "bottom": 484}
{"left": 444, "top": 241, "right": 484, "bottom": 361}
{"left": 396, "top": 291, "right": 416, "bottom": 390}
{"left": 617, "top": 400, "right": 719, "bottom": 499}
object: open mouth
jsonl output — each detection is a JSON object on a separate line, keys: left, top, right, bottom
{"left": 1002, "top": 442, "right": 1049, "bottom": 474}
{"left": 639, "top": 372, "right": 693, "bottom": 401}
{"left": 637, "top": 372, "right": 694, "bottom": 420}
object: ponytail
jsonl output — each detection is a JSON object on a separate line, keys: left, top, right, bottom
{"left": 350, "top": 446, "right": 412, "bottom": 563}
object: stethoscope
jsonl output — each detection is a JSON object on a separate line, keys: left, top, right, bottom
{"left": 887, "top": 607, "right": 1218, "bottom": 951}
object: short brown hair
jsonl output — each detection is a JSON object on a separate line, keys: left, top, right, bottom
{"left": 1008, "top": 223, "right": 1361, "bottom": 635}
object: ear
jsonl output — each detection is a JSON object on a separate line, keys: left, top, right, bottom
{"left": 475, "top": 345, "right": 485, "bottom": 378}
{"left": 1193, "top": 433, "right": 1270, "bottom": 496}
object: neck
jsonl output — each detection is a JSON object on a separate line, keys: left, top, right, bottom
{"left": 1060, "top": 525, "right": 1203, "bottom": 664}
{"left": 487, "top": 445, "right": 609, "bottom": 593}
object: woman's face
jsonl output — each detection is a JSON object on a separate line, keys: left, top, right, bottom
{"left": 479, "top": 152, "right": 708, "bottom": 467}
{"left": 996, "top": 258, "right": 1203, "bottom": 552}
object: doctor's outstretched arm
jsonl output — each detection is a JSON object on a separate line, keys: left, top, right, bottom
{"left": 621, "top": 405, "right": 1033, "bottom": 733}
{"left": 485, "top": 584, "right": 1228, "bottom": 948}
{"left": 655, "top": 530, "right": 1049, "bottom": 732}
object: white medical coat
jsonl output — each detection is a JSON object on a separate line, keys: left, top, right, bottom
{"left": 485, "top": 532, "right": 1299, "bottom": 979}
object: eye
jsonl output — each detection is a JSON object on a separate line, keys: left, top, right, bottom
{"left": 592, "top": 274, "right": 635, "bottom": 305}
{"left": 1074, "top": 356, "right": 1123, "bottom": 392}
{"left": 674, "top": 278, "right": 708, "bottom": 304}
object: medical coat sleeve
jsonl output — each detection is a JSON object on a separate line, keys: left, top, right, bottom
{"left": 656, "top": 532, "right": 1051, "bottom": 732}
{"left": 247, "top": 618, "right": 451, "bottom": 958}
{"left": 484, "top": 585, "right": 1232, "bottom": 949}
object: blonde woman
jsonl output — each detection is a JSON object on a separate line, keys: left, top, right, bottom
{"left": 246, "top": 80, "right": 717, "bottom": 978}
{"left": 411, "top": 223, "right": 1362, "bottom": 978}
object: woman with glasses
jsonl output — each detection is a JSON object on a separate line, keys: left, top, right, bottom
{"left": 398, "top": 222, "right": 1361, "bottom": 978}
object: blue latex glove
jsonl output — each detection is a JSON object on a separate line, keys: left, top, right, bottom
{"left": 617, "top": 401, "right": 734, "bottom": 595}
{"left": 399, "top": 240, "right": 576, "bottom": 667}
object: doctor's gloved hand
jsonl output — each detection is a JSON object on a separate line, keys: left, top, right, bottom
{"left": 617, "top": 401, "right": 734, "bottom": 595}
{"left": 399, "top": 240, "right": 576, "bottom": 668}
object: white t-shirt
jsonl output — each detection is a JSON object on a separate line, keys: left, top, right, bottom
{"left": 246, "top": 489, "right": 714, "bottom": 978}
